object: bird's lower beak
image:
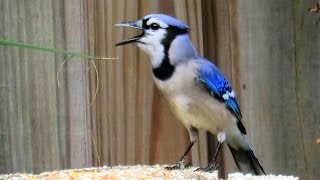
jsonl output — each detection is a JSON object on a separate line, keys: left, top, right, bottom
{"left": 114, "top": 21, "right": 144, "bottom": 46}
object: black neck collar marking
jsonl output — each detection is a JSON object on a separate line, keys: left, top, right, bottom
{"left": 151, "top": 25, "right": 188, "bottom": 80}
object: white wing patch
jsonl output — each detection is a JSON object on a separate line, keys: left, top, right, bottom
{"left": 146, "top": 18, "right": 169, "bottom": 28}
{"left": 222, "top": 90, "right": 235, "bottom": 100}
{"left": 228, "top": 90, "right": 235, "bottom": 98}
{"left": 222, "top": 93, "right": 229, "bottom": 100}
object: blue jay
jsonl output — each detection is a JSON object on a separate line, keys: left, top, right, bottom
{"left": 115, "top": 14, "right": 265, "bottom": 175}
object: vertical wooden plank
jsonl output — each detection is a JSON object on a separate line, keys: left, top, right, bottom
{"left": 0, "top": 0, "right": 8, "bottom": 172}
{"left": 2, "top": 1, "right": 22, "bottom": 173}
{"left": 93, "top": 0, "right": 110, "bottom": 165}
{"left": 0, "top": 1, "right": 15, "bottom": 173}
{"left": 96, "top": 0, "right": 110, "bottom": 165}
{"left": 64, "top": 0, "right": 92, "bottom": 168}
{"left": 123, "top": 0, "right": 138, "bottom": 165}
{"left": 113, "top": 0, "right": 126, "bottom": 165}
{"left": 29, "top": 1, "right": 60, "bottom": 171}
{"left": 85, "top": 0, "right": 101, "bottom": 167}
{"left": 52, "top": 0, "right": 69, "bottom": 170}
{"left": 16, "top": 0, "right": 34, "bottom": 171}
{"left": 293, "top": 0, "right": 320, "bottom": 178}
{"left": 107, "top": 0, "right": 117, "bottom": 165}
{"left": 233, "top": 0, "right": 303, "bottom": 177}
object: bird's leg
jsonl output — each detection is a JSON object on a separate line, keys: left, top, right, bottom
{"left": 195, "top": 141, "right": 222, "bottom": 172}
{"left": 196, "top": 132, "right": 225, "bottom": 172}
{"left": 165, "top": 140, "right": 196, "bottom": 170}
{"left": 208, "top": 141, "right": 223, "bottom": 171}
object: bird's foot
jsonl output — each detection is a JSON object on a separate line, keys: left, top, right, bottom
{"left": 195, "top": 161, "right": 219, "bottom": 172}
{"left": 184, "top": 163, "right": 192, "bottom": 168}
{"left": 164, "top": 161, "right": 185, "bottom": 170}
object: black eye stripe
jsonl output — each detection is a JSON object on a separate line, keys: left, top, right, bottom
{"left": 142, "top": 18, "right": 150, "bottom": 29}
{"left": 142, "top": 18, "right": 188, "bottom": 34}
{"left": 142, "top": 18, "right": 163, "bottom": 30}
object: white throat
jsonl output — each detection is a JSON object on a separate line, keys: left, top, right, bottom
{"left": 137, "top": 42, "right": 165, "bottom": 68}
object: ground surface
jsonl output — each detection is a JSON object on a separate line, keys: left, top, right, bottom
{"left": 0, "top": 165, "right": 298, "bottom": 180}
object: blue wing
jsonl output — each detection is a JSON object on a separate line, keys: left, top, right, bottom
{"left": 197, "top": 60, "right": 246, "bottom": 134}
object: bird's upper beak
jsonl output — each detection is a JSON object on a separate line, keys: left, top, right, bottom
{"left": 115, "top": 21, "right": 144, "bottom": 46}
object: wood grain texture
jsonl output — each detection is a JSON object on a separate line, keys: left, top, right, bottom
{"left": 0, "top": 0, "right": 61, "bottom": 173}
{"left": 202, "top": 0, "right": 320, "bottom": 178}
{"left": 1, "top": 1, "right": 319, "bottom": 179}
{"left": 0, "top": 0, "right": 92, "bottom": 174}
{"left": 64, "top": 0, "right": 92, "bottom": 169}
{"left": 232, "top": 0, "right": 320, "bottom": 178}
{"left": 237, "top": 0, "right": 300, "bottom": 176}
{"left": 293, "top": 0, "right": 320, "bottom": 178}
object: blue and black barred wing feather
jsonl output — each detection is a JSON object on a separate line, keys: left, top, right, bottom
{"left": 197, "top": 60, "right": 246, "bottom": 134}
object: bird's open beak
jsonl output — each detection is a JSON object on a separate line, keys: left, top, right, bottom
{"left": 115, "top": 21, "right": 144, "bottom": 46}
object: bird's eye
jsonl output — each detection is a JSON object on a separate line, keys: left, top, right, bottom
{"left": 150, "top": 23, "right": 160, "bottom": 30}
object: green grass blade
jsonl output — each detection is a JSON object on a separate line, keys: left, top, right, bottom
{"left": 0, "top": 39, "right": 117, "bottom": 60}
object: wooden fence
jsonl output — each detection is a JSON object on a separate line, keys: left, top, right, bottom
{"left": 0, "top": 0, "right": 319, "bottom": 179}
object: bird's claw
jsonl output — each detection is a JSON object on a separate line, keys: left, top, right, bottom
{"left": 184, "top": 163, "right": 192, "bottom": 168}
{"left": 165, "top": 161, "right": 185, "bottom": 170}
{"left": 194, "top": 161, "right": 219, "bottom": 172}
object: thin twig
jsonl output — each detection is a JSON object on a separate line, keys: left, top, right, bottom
{"left": 56, "top": 56, "right": 74, "bottom": 88}
{"left": 91, "top": 133, "right": 101, "bottom": 166}
{"left": 89, "top": 60, "right": 99, "bottom": 106}
{"left": 57, "top": 56, "right": 100, "bottom": 106}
